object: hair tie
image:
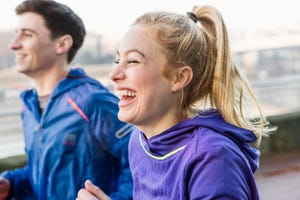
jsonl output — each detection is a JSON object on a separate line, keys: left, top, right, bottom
{"left": 186, "top": 12, "right": 198, "bottom": 23}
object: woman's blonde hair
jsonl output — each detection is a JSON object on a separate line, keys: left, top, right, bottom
{"left": 133, "top": 5, "right": 274, "bottom": 145}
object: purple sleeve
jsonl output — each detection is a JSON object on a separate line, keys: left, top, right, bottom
{"left": 187, "top": 146, "right": 259, "bottom": 200}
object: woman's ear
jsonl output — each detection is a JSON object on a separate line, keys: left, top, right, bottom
{"left": 171, "top": 66, "right": 193, "bottom": 92}
{"left": 56, "top": 35, "right": 73, "bottom": 54}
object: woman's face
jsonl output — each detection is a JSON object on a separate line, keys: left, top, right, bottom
{"left": 110, "top": 25, "right": 180, "bottom": 135}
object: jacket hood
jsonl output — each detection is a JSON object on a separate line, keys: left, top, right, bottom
{"left": 21, "top": 67, "right": 100, "bottom": 97}
{"left": 143, "top": 110, "right": 260, "bottom": 172}
{"left": 52, "top": 67, "right": 102, "bottom": 98}
{"left": 21, "top": 67, "right": 102, "bottom": 100}
{"left": 20, "top": 68, "right": 104, "bottom": 120}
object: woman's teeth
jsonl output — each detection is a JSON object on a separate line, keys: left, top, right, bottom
{"left": 117, "top": 90, "right": 137, "bottom": 97}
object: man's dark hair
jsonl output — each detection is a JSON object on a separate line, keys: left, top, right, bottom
{"left": 15, "top": 0, "right": 86, "bottom": 63}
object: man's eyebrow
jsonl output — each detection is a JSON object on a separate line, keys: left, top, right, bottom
{"left": 18, "top": 28, "right": 38, "bottom": 35}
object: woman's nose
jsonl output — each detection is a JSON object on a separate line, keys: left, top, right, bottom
{"left": 110, "top": 65, "right": 125, "bottom": 83}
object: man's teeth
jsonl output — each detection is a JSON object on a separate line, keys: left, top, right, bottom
{"left": 117, "top": 90, "right": 137, "bottom": 97}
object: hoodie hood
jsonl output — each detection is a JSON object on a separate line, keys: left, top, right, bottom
{"left": 142, "top": 110, "right": 260, "bottom": 172}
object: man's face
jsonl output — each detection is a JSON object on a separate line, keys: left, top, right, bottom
{"left": 10, "top": 12, "right": 58, "bottom": 78}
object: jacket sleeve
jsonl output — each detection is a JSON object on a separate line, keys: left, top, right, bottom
{"left": 187, "top": 146, "right": 258, "bottom": 200}
{"left": 1, "top": 165, "right": 34, "bottom": 199}
{"left": 89, "top": 93, "right": 133, "bottom": 200}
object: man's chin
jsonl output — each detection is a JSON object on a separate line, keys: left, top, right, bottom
{"left": 15, "top": 68, "right": 24, "bottom": 74}
{"left": 14, "top": 65, "right": 26, "bottom": 73}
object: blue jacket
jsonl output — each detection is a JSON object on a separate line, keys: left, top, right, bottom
{"left": 2, "top": 68, "right": 133, "bottom": 200}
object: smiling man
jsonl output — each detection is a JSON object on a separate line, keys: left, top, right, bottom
{"left": 0, "top": 1, "right": 133, "bottom": 200}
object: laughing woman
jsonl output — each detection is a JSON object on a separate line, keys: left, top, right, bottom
{"left": 77, "top": 5, "right": 274, "bottom": 200}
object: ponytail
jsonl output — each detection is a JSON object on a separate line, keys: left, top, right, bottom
{"left": 193, "top": 6, "right": 273, "bottom": 144}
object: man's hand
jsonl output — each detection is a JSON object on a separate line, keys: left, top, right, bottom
{"left": 76, "top": 180, "right": 111, "bottom": 200}
{"left": 0, "top": 177, "right": 11, "bottom": 200}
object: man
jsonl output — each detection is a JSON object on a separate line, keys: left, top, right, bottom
{"left": 0, "top": 1, "right": 133, "bottom": 199}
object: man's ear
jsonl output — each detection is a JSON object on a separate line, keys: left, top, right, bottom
{"left": 56, "top": 35, "right": 73, "bottom": 54}
{"left": 171, "top": 66, "right": 193, "bottom": 92}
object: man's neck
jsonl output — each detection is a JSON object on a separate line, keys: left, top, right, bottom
{"left": 34, "top": 67, "right": 70, "bottom": 96}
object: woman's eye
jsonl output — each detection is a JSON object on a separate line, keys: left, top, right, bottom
{"left": 114, "top": 60, "right": 119, "bottom": 64}
{"left": 128, "top": 60, "right": 138, "bottom": 64}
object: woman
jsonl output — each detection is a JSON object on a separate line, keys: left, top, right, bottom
{"left": 77, "top": 5, "right": 274, "bottom": 200}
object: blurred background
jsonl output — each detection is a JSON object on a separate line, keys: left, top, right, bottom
{"left": 0, "top": 0, "right": 300, "bottom": 199}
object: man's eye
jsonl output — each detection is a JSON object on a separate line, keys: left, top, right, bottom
{"left": 114, "top": 60, "right": 119, "bottom": 64}
{"left": 23, "top": 33, "right": 32, "bottom": 38}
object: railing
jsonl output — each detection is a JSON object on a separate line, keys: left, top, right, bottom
{"left": 0, "top": 98, "right": 24, "bottom": 159}
{"left": 0, "top": 73, "right": 299, "bottom": 159}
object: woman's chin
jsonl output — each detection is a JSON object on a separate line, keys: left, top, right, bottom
{"left": 118, "top": 111, "right": 133, "bottom": 124}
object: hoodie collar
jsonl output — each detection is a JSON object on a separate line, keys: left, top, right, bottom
{"left": 139, "top": 110, "right": 259, "bottom": 171}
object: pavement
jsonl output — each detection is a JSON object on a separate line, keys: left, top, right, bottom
{"left": 255, "top": 152, "right": 300, "bottom": 200}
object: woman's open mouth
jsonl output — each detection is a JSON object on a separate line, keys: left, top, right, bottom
{"left": 116, "top": 89, "right": 137, "bottom": 107}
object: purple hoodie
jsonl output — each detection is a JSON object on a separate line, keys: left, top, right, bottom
{"left": 129, "top": 110, "right": 260, "bottom": 199}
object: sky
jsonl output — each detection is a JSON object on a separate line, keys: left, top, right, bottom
{"left": 0, "top": 0, "right": 299, "bottom": 43}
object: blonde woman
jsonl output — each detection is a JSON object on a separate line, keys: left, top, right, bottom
{"left": 77, "top": 5, "right": 273, "bottom": 200}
